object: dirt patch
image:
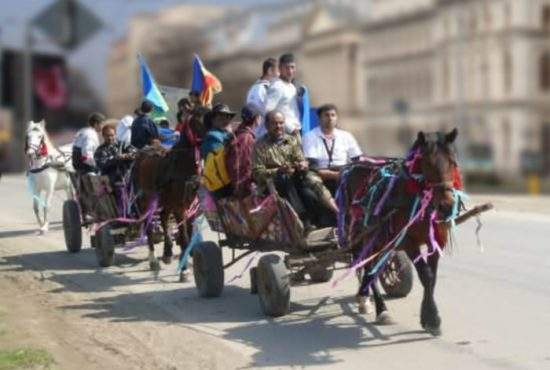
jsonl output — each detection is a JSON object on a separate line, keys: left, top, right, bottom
{"left": 0, "top": 262, "right": 245, "bottom": 370}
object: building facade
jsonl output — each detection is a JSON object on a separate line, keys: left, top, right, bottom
{"left": 363, "top": 0, "right": 550, "bottom": 176}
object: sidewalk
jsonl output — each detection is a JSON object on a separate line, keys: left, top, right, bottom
{"left": 469, "top": 194, "right": 550, "bottom": 217}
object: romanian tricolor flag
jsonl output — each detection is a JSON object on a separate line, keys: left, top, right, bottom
{"left": 191, "top": 54, "right": 222, "bottom": 107}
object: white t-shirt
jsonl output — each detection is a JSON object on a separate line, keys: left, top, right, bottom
{"left": 246, "top": 79, "right": 270, "bottom": 137}
{"left": 116, "top": 115, "right": 133, "bottom": 146}
{"left": 246, "top": 79, "right": 270, "bottom": 108}
{"left": 263, "top": 78, "right": 301, "bottom": 133}
{"left": 302, "top": 127, "right": 363, "bottom": 168}
{"left": 73, "top": 127, "right": 100, "bottom": 166}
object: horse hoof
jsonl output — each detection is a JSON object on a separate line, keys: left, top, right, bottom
{"left": 179, "top": 270, "right": 189, "bottom": 283}
{"left": 375, "top": 311, "right": 395, "bottom": 326}
{"left": 161, "top": 255, "right": 172, "bottom": 265}
{"left": 149, "top": 260, "right": 161, "bottom": 271}
{"left": 423, "top": 325, "right": 442, "bottom": 337}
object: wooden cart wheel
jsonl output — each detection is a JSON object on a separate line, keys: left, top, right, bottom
{"left": 379, "top": 251, "right": 413, "bottom": 298}
{"left": 193, "top": 241, "right": 224, "bottom": 298}
{"left": 95, "top": 225, "right": 115, "bottom": 267}
{"left": 257, "top": 254, "right": 290, "bottom": 317}
{"left": 62, "top": 199, "right": 82, "bottom": 253}
{"left": 250, "top": 266, "right": 258, "bottom": 294}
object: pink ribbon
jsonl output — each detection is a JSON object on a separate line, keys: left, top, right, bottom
{"left": 332, "top": 189, "right": 433, "bottom": 288}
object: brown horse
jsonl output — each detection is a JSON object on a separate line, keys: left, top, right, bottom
{"left": 133, "top": 107, "right": 209, "bottom": 275}
{"left": 339, "top": 129, "right": 459, "bottom": 336}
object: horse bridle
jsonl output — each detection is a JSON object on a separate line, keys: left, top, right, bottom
{"left": 25, "top": 133, "right": 46, "bottom": 158}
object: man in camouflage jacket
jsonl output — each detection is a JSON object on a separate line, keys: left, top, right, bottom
{"left": 252, "top": 110, "right": 338, "bottom": 228}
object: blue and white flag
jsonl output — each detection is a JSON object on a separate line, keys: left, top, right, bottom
{"left": 138, "top": 54, "right": 169, "bottom": 113}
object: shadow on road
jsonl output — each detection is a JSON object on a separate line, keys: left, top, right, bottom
{"left": 1, "top": 244, "right": 435, "bottom": 368}
{"left": 59, "top": 284, "right": 434, "bottom": 367}
{"left": 0, "top": 224, "right": 63, "bottom": 239}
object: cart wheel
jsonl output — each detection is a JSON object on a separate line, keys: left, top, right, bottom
{"left": 250, "top": 267, "right": 258, "bottom": 294}
{"left": 193, "top": 241, "right": 224, "bottom": 298}
{"left": 309, "top": 266, "right": 334, "bottom": 283}
{"left": 379, "top": 251, "right": 413, "bottom": 298}
{"left": 95, "top": 225, "right": 115, "bottom": 267}
{"left": 257, "top": 254, "right": 290, "bottom": 317}
{"left": 63, "top": 200, "right": 82, "bottom": 253}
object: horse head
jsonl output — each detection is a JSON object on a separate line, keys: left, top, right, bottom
{"left": 410, "top": 128, "right": 459, "bottom": 215}
{"left": 25, "top": 120, "right": 47, "bottom": 157}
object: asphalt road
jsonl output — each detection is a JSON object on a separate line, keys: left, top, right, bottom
{"left": 1, "top": 174, "right": 549, "bottom": 370}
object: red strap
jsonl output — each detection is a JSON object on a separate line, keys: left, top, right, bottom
{"left": 38, "top": 142, "right": 48, "bottom": 157}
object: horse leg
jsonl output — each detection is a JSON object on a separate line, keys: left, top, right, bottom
{"left": 407, "top": 248, "right": 441, "bottom": 336}
{"left": 355, "top": 269, "right": 372, "bottom": 314}
{"left": 33, "top": 197, "right": 43, "bottom": 230}
{"left": 41, "top": 181, "right": 55, "bottom": 233}
{"left": 160, "top": 210, "right": 173, "bottom": 265}
{"left": 146, "top": 225, "right": 160, "bottom": 271}
{"left": 174, "top": 213, "right": 190, "bottom": 282}
{"left": 372, "top": 282, "right": 394, "bottom": 325}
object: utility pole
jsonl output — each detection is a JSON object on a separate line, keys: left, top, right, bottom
{"left": 23, "top": 23, "right": 34, "bottom": 125}
{"left": 0, "top": 25, "right": 3, "bottom": 107}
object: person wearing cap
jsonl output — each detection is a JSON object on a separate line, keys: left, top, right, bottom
{"left": 200, "top": 103, "right": 236, "bottom": 198}
{"left": 225, "top": 104, "right": 262, "bottom": 198}
{"left": 130, "top": 100, "right": 160, "bottom": 149}
{"left": 72, "top": 112, "right": 106, "bottom": 174}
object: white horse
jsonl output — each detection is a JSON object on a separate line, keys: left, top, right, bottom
{"left": 25, "top": 120, "right": 74, "bottom": 233}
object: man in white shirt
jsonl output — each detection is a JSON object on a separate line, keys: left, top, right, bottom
{"left": 263, "top": 53, "right": 303, "bottom": 136}
{"left": 302, "top": 104, "right": 363, "bottom": 194}
{"left": 72, "top": 112, "right": 105, "bottom": 174}
{"left": 246, "top": 57, "right": 278, "bottom": 110}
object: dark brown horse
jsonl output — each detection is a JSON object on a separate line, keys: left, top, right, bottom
{"left": 340, "top": 129, "right": 459, "bottom": 336}
{"left": 133, "top": 107, "right": 209, "bottom": 276}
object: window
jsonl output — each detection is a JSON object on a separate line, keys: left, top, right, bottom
{"left": 504, "top": 1, "right": 512, "bottom": 27}
{"left": 442, "top": 57, "right": 450, "bottom": 98}
{"left": 543, "top": 6, "right": 550, "bottom": 30}
{"left": 481, "top": 56, "right": 490, "bottom": 98}
{"left": 503, "top": 118, "right": 511, "bottom": 161}
{"left": 503, "top": 51, "right": 513, "bottom": 94}
{"left": 484, "top": 2, "right": 492, "bottom": 30}
{"left": 540, "top": 53, "right": 550, "bottom": 90}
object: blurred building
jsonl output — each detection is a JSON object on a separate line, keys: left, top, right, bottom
{"left": 363, "top": 0, "right": 550, "bottom": 177}
{"left": 106, "top": 0, "right": 550, "bottom": 178}
{"left": 106, "top": 4, "right": 228, "bottom": 118}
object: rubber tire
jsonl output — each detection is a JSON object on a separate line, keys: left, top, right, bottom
{"left": 379, "top": 250, "right": 414, "bottom": 298}
{"left": 250, "top": 267, "right": 258, "bottom": 294}
{"left": 193, "top": 241, "right": 224, "bottom": 298}
{"left": 95, "top": 225, "right": 115, "bottom": 267}
{"left": 62, "top": 200, "right": 82, "bottom": 253}
{"left": 257, "top": 254, "right": 290, "bottom": 317}
{"left": 309, "top": 267, "right": 334, "bottom": 283}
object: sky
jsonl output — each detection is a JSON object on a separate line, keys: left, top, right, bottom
{"left": 0, "top": 0, "right": 276, "bottom": 102}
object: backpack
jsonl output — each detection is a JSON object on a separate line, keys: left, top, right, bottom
{"left": 202, "top": 146, "right": 231, "bottom": 192}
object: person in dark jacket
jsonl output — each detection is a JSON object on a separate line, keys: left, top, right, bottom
{"left": 94, "top": 124, "right": 137, "bottom": 185}
{"left": 130, "top": 100, "right": 160, "bottom": 149}
{"left": 94, "top": 124, "right": 137, "bottom": 215}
